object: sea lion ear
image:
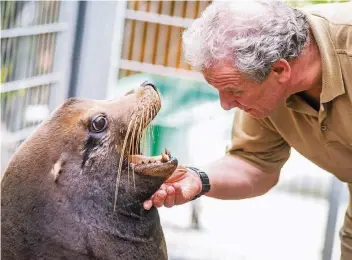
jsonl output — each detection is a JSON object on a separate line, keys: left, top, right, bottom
{"left": 51, "top": 153, "right": 68, "bottom": 183}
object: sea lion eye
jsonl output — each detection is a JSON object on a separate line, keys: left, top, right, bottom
{"left": 90, "top": 115, "right": 108, "bottom": 133}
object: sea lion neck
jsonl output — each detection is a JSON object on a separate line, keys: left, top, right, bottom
{"left": 114, "top": 175, "right": 165, "bottom": 218}
{"left": 66, "top": 174, "right": 163, "bottom": 244}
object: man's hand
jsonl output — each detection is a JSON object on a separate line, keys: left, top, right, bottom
{"left": 143, "top": 165, "right": 202, "bottom": 210}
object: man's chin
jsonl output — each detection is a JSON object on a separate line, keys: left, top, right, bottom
{"left": 247, "top": 109, "right": 270, "bottom": 119}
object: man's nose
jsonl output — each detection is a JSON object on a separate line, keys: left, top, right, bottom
{"left": 219, "top": 93, "right": 236, "bottom": 110}
{"left": 220, "top": 100, "right": 235, "bottom": 110}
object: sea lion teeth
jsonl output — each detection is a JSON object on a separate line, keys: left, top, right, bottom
{"left": 165, "top": 148, "right": 171, "bottom": 157}
{"left": 161, "top": 153, "right": 169, "bottom": 162}
{"left": 130, "top": 154, "right": 162, "bottom": 165}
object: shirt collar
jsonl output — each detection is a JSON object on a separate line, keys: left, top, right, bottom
{"left": 302, "top": 10, "right": 345, "bottom": 103}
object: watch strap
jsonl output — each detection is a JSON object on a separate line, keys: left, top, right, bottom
{"left": 186, "top": 166, "right": 211, "bottom": 200}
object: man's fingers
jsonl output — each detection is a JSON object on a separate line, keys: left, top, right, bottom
{"left": 160, "top": 184, "right": 167, "bottom": 191}
{"left": 164, "top": 186, "right": 176, "bottom": 208}
{"left": 172, "top": 182, "right": 181, "bottom": 191}
{"left": 143, "top": 200, "right": 153, "bottom": 210}
{"left": 153, "top": 190, "right": 167, "bottom": 208}
{"left": 172, "top": 183, "right": 185, "bottom": 205}
{"left": 143, "top": 184, "right": 178, "bottom": 210}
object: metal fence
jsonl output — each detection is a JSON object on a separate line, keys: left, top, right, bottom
{"left": 118, "top": 0, "right": 210, "bottom": 78}
{"left": 1, "top": 1, "right": 78, "bottom": 173}
{"left": 0, "top": 1, "right": 349, "bottom": 260}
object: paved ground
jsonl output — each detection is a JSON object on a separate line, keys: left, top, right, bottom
{"left": 157, "top": 114, "right": 349, "bottom": 260}
{"left": 160, "top": 190, "right": 348, "bottom": 260}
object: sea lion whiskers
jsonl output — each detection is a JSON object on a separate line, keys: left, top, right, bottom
{"left": 114, "top": 116, "right": 135, "bottom": 211}
{"left": 141, "top": 107, "right": 151, "bottom": 156}
{"left": 130, "top": 115, "right": 140, "bottom": 190}
{"left": 144, "top": 106, "right": 154, "bottom": 152}
{"left": 133, "top": 108, "right": 146, "bottom": 189}
{"left": 149, "top": 107, "right": 157, "bottom": 144}
{"left": 127, "top": 115, "right": 138, "bottom": 188}
{"left": 148, "top": 106, "right": 155, "bottom": 141}
{"left": 127, "top": 106, "right": 147, "bottom": 192}
{"left": 135, "top": 108, "right": 145, "bottom": 158}
{"left": 115, "top": 101, "right": 161, "bottom": 207}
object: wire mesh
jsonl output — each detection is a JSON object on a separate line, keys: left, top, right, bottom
{"left": 0, "top": 1, "right": 60, "bottom": 30}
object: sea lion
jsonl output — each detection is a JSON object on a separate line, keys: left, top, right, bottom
{"left": 1, "top": 82, "right": 178, "bottom": 260}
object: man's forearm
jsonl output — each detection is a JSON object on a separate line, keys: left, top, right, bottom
{"left": 202, "top": 154, "right": 280, "bottom": 200}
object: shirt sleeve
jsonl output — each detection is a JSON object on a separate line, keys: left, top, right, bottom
{"left": 226, "top": 109, "right": 291, "bottom": 173}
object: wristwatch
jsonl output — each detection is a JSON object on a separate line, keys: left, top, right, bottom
{"left": 186, "top": 166, "right": 211, "bottom": 200}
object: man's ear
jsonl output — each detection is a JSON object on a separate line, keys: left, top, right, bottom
{"left": 271, "top": 59, "right": 291, "bottom": 83}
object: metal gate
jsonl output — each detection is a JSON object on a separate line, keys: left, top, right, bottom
{"left": 1, "top": 1, "right": 78, "bottom": 173}
{"left": 0, "top": 1, "right": 349, "bottom": 260}
{"left": 105, "top": 0, "right": 211, "bottom": 99}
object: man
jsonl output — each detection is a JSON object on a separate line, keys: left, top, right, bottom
{"left": 143, "top": 0, "right": 352, "bottom": 258}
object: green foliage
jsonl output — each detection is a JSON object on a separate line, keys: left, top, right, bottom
{"left": 286, "top": 0, "right": 351, "bottom": 7}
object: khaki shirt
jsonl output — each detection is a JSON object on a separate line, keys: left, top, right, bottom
{"left": 227, "top": 2, "right": 352, "bottom": 182}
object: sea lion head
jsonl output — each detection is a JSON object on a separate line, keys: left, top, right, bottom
{"left": 42, "top": 81, "right": 178, "bottom": 210}
{"left": 1, "top": 81, "right": 177, "bottom": 259}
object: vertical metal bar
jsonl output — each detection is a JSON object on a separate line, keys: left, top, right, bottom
{"left": 106, "top": 0, "right": 128, "bottom": 99}
{"left": 1, "top": 2, "right": 6, "bottom": 29}
{"left": 49, "top": 1, "right": 79, "bottom": 111}
{"left": 9, "top": 1, "right": 15, "bottom": 29}
{"left": 4, "top": 2, "right": 11, "bottom": 29}
{"left": 68, "top": 1, "right": 87, "bottom": 98}
{"left": 126, "top": 1, "right": 138, "bottom": 77}
{"left": 151, "top": 1, "right": 162, "bottom": 65}
{"left": 119, "top": 1, "right": 132, "bottom": 79}
{"left": 71, "top": 1, "right": 118, "bottom": 99}
{"left": 10, "top": 36, "right": 18, "bottom": 81}
{"left": 163, "top": 1, "right": 175, "bottom": 67}
{"left": 322, "top": 176, "right": 344, "bottom": 260}
{"left": 140, "top": 1, "right": 150, "bottom": 63}
{"left": 176, "top": 1, "right": 187, "bottom": 69}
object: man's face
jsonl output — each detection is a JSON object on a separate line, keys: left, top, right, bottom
{"left": 203, "top": 62, "right": 290, "bottom": 119}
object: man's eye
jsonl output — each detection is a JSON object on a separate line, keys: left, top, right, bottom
{"left": 229, "top": 90, "right": 243, "bottom": 96}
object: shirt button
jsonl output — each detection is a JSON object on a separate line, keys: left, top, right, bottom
{"left": 321, "top": 125, "right": 327, "bottom": 131}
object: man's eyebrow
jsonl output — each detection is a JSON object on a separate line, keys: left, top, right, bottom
{"left": 222, "top": 85, "right": 242, "bottom": 91}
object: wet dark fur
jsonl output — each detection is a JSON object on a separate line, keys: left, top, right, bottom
{"left": 1, "top": 87, "right": 176, "bottom": 260}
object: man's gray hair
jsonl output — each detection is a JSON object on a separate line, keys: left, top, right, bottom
{"left": 182, "top": 0, "right": 310, "bottom": 82}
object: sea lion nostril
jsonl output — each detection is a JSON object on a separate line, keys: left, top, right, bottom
{"left": 141, "top": 81, "right": 157, "bottom": 92}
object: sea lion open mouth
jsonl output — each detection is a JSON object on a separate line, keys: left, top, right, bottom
{"left": 113, "top": 81, "right": 178, "bottom": 204}
{"left": 123, "top": 83, "right": 177, "bottom": 176}
{"left": 128, "top": 148, "right": 177, "bottom": 176}
{"left": 120, "top": 82, "right": 177, "bottom": 178}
